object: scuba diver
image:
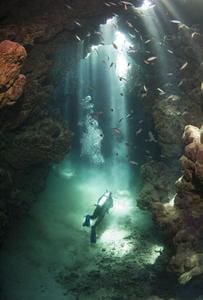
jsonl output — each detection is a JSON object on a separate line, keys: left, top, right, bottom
{"left": 82, "top": 191, "right": 113, "bottom": 243}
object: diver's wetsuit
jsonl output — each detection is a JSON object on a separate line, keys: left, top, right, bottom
{"left": 83, "top": 192, "right": 113, "bottom": 243}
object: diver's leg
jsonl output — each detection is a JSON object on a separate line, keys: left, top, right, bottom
{"left": 90, "top": 226, "right": 97, "bottom": 243}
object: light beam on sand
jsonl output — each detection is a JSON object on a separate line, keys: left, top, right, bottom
{"left": 100, "top": 228, "right": 132, "bottom": 257}
{"left": 112, "top": 189, "right": 133, "bottom": 216}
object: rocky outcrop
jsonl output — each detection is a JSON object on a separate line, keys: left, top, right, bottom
{"left": 152, "top": 125, "right": 203, "bottom": 284}
{"left": 0, "top": 38, "right": 72, "bottom": 244}
{"left": 0, "top": 40, "right": 27, "bottom": 108}
{"left": 3, "top": 118, "right": 72, "bottom": 169}
{"left": 137, "top": 161, "right": 177, "bottom": 210}
{"left": 131, "top": 17, "right": 203, "bottom": 159}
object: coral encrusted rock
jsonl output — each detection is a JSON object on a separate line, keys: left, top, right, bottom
{"left": 0, "top": 40, "right": 27, "bottom": 108}
{"left": 2, "top": 118, "right": 72, "bottom": 169}
{"left": 152, "top": 125, "right": 203, "bottom": 285}
{"left": 137, "top": 161, "right": 177, "bottom": 210}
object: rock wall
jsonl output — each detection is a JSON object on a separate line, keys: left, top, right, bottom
{"left": 133, "top": 0, "right": 203, "bottom": 285}
{"left": 152, "top": 125, "right": 203, "bottom": 285}
{"left": 137, "top": 161, "right": 177, "bottom": 210}
{"left": 0, "top": 38, "right": 72, "bottom": 243}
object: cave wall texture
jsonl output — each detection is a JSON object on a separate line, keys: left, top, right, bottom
{"left": 0, "top": 0, "right": 203, "bottom": 285}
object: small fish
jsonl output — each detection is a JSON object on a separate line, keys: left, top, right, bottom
{"left": 128, "top": 48, "right": 138, "bottom": 54}
{"left": 120, "top": 93, "right": 124, "bottom": 96}
{"left": 121, "top": 1, "right": 133, "bottom": 6}
{"left": 180, "top": 62, "right": 188, "bottom": 70}
{"left": 171, "top": 20, "right": 181, "bottom": 24}
{"left": 143, "top": 85, "right": 148, "bottom": 92}
{"left": 119, "top": 117, "right": 124, "bottom": 123}
{"left": 119, "top": 76, "right": 127, "bottom": 82}
{"left": 148, "top": 131, "right": 157, "bottom": 142}
{"left": 110, "top": 62, "right": 114, "bottom": 68}
{"left": 126, "top": 113, "right": 133, "bottom": 119}
{"left": 178, "top": 79, "right": 184, "bottom": 87}
{"left": 167, "top": 49, "right": 174, "bottom": 54}
{"left": 136, "top": 128, "right": 143, "bottom": 135}
{"left": 109, "top": 1, "right": 117, "bottom": 6}
{"left": 112, "top": 42, "right": 118, "bottom": 50}
{"left": 147, "top": 56, "right": 157, "bottom": 62}
{"left": 126, "top": 21, "right": 134, "bottom": 28}
{"left": 112, "top": 127, "right": 121, "bottom": 134}
{"left": 129, "top": 160, "right": 138, "bottom": 166}
{"left": 65, "top": 4, "right": 73, "bottom": 10}
{"left": 75, "top": 35, "right": 81, "bottom": 41}
{"left": 134, "top": 27, "right": 139, "bottom": 33}
{"left": 201, "top": 82, "right": 203, "bottom": 92}
{"left": 128, "top": 33, "right": 136, "bottom": 39}
{"left": 74, "top": 21, "right": 82, "bottom": 27}
{"left": 138, "top": 120, "right": 143, "bottom": 124}
{"left": 157, "top": 88, "right": 166, "bottom": 95}
{"left": 144, "top": 39, "right": 151, "bottom": 44}
{"left": 94, "top": 31, "right": 103, "bottom": 36}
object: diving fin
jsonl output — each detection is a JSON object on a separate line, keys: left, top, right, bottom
{"left": 90, "top": 226, "right": 96, "bottom": 243}
{"left": 82, "top": 215, "right": 91, "bottom": 227}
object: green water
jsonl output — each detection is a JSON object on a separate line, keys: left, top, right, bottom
{"left": 0, "top": 159, "right": 164, "bottom": 300}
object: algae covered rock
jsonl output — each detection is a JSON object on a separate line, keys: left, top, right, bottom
{"left": 0, "top": 40, "right": 27, "bottom": 108}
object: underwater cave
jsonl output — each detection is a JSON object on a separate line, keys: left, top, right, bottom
{"left": 0, "top": 0, "right": 203, "bottom": 299}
